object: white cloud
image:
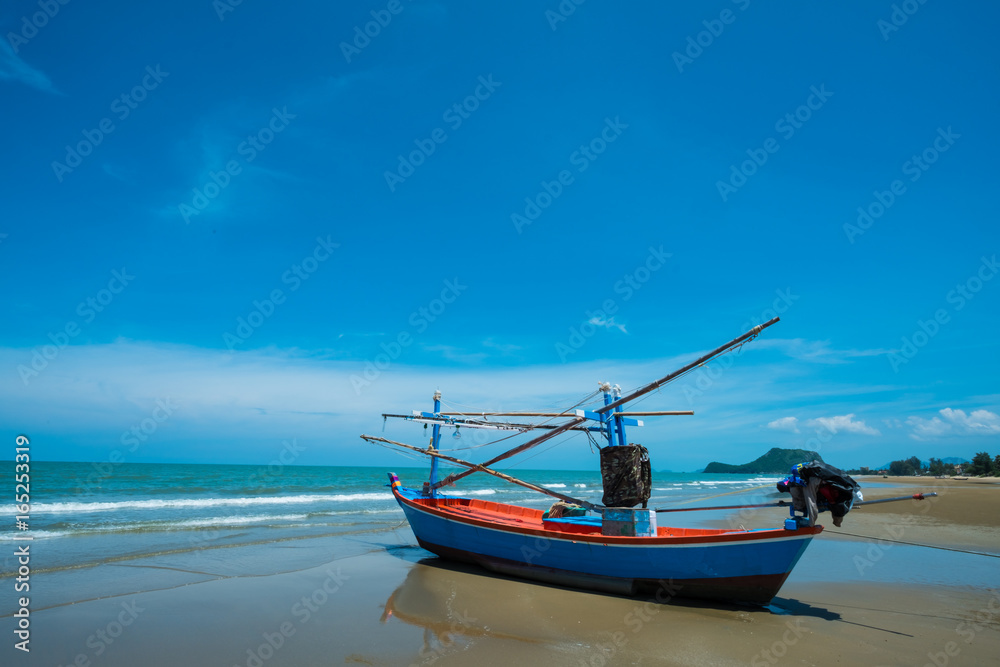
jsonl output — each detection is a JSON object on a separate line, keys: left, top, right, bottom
{"left": 0, "top": 40, "right": 60, "bottom": 94}
{"left": 587, "top": 314, "right": 627, "bottom": 334}
{"left": 0, "top": 340, "right": 705, "bottom": 465}
{"left": 766, "top": 417, "right": 800, "bottom": 433}
{"left": 806, "top": 414, "right": 880, "bottom": 436}
{"left": 756, "top": 338, "right": 890, "bottom": 365}
{"left": 423, "top": 344, "right": 488, "bottom": 364}
{"left": 907, "top": 408, "right": 1000, "bottom": 440}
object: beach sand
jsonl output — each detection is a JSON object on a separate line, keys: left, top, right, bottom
{"left": 4, "top": 478, "right": 999, "bottom": 666}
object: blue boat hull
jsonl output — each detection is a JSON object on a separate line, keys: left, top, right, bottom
{"left": 391, "top": 483, "right": 820, "bottom": 604}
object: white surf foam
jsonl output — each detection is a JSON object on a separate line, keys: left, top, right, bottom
{"left": 28, "top": 492, "right": 394, "bottom": 514}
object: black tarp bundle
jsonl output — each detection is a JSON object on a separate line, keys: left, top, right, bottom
{"left": 795, "top": 460, "right": 861, "bottom": 518}
{"left": 600, "top": 444, "right": 652, "bottom": 508}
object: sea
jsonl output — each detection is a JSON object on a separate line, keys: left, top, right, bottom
{"left": 6, "top": 461, "right": 998, "bottom": 621}
{"left": 2, "top": 461, "right": 788, "bottom": 577}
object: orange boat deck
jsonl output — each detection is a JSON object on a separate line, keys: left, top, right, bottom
{"left": 413, "top": 495, "right": 748, "bottom": 538}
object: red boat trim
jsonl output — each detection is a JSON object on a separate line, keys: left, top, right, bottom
{"left": 393, "top": 485, "right": 823, "bottom": 545}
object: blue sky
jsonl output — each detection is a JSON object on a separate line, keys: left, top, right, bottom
{"left": 2, "top": 1, "right": 998, "bottom": 472}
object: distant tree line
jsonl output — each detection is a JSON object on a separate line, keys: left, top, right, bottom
{"left": 863, "top": 452, "right": 1000, "bottom": 477}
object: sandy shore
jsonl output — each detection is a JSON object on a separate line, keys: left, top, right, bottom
{"left": 3, "top": 480, "right": 999, "bottom": 666}
{"left": 840, "top": 475, "right": 1000, "bottom": 554}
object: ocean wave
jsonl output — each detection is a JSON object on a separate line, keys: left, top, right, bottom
{"left": 310, "top": 508, "right": 403, "bottom": 516}
{"left": 154, "top": 513, "right": 311, "bottom": 528}
{"left": 574, "top": 483, "right": 587, "bottom": 488}
{"left": 682, "top": 480, "right": 767, "bottom": 487}
{"left": 543, "top": 483, "right": 567, "bottom": 488}
{"left": 27, "top": 492, "right": 394, "bottom": 514}
{"left": 0, "top": 530, "right": 67, "bottom": 540}
{"left": 697, "top": 479, "right": 775, "bottom": 485}
{"left": 47, "top": 513, "right": 313, "bottom": 535}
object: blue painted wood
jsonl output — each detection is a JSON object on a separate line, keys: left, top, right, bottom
{"left": 428, "top": 393, "right": 441, "bottom": 496}
{"left": 575, "top": 407, "right": 640, "bottom": 428}
{"left": 391, "top": 483, "right": 816, "bottom": 589}
{"left": 613, "top": 385, "right": 628, "bottom": 447}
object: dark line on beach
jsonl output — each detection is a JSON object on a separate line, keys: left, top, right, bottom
{"left": 799, "top": 599, "right": 973, "bottom": 626}
{"left": 822, "top": 531, "right": 1000, "bottom": 558}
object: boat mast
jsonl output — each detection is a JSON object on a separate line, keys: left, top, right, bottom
{"left": 600, "top": 382, "right": 617, "bottom": 447}
{"left": 613, "top": 385, "right": 627, "bottom": 447}
{"left": 428, "top": 390, "right": 442, "bottom": 497}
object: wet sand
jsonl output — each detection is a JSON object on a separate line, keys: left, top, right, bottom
{"left": 3, "top": 479, "right": 999, "bottom": 666}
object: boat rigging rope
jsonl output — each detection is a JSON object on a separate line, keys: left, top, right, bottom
{"left": 823, "top": 530, "right": 1000, "bottom": 558}
{"left": 674, "top": 484, "right": 774, "bottom": 506}
{"left": 446, "top": 428, "right": 525, "bottom": 451}
{"left": 504, "top": 430, "right": 587, "bottom": 470}
{"left": 438, "top": 389, "right": 603, "bottom": 454}
{"left": 494, "top": 386, "right": 607, "bottom": 468}
{"left": 441, "top": 389, "right": 602, "bottom": 422}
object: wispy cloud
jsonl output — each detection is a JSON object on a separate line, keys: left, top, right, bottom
{"left": 337, "top": 332, "right": 385, "bottom": 339}
{"left": 766, "top": 413, "right": 880, "bottom": 436}
{"left": 907, "top": 408, "right": 1000, "bottom": 440}
{"left": 0, "top": 40, "right": 60, "bottom": 94}
{"left": 766, "top": 416, "right": 800, "bottom": 433}
{"left": 0, "top": 340, "right": 652, "bottom": 447}
{"left": 482, "top": 338, "right": 521, "bottom": 354}
{"left": 757, "top": 338, "right": 891, "bottom": 364}
{"left": 588, "top": 314, "right": 627, "bottom": 334}
{"left": 423, "top": 344, "right": 488, "bottom": 365}
{"left": 1, "top": 339, "right": 982, "bottom": 469}
{"left": 102, "top": 163, "right": 132, "bottom": 184}
{"left": 806, "top": 414, "right": 881, "bottom": 436}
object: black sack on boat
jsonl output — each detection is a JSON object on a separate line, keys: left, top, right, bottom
{"left": 600, "top": 444, "right": 652, "bottom": 508}
{"left": 799, "top": 460, "right": 862, "bottom": 517}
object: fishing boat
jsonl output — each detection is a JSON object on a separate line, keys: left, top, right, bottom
{"left": 362, "top": 318, "right": 823, "bottom": 605}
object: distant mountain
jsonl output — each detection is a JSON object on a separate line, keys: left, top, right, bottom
{"left": 703, "top": 448, "right": 823, "bottom": 474}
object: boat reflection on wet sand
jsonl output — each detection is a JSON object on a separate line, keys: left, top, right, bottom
{"left": 376, "top": 554, "right": 1000, "bottom": 666}
{"left": 378, "top": 557, "right": 817, "bottom": 663}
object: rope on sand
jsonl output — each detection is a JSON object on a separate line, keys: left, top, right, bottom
{"left": 824, "top": 530, "right": 1000, "bottom": 558}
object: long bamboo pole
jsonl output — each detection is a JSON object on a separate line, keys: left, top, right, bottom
{"left": 437, "top": 411, "right": 694, "bottom": 417}
{"left": 361, "top": 434, "right": 599, "bottom": 510}
{"left": 654, "top": 492, "right": 937, "bottom": 513}
{"left": 382, "top": 413, "right": 596, "bottom": 432}
{"left": 598, "top": 317, "right": 780, "bottom": 414}
{"left": 855, "top": 492, "right": 937, "bottom": 506}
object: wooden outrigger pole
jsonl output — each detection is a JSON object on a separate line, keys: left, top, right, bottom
{"left": 383, "top": 413, "right": 600, "bottom": 433}
{"left": 654, "top": 492, "right": 938, "bottom": 514}
{"left": 437, "top": 411, "right": 694, "bottom": 417}
{"left": 361, "top": 434, "right": 600, "bottom": 510}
